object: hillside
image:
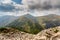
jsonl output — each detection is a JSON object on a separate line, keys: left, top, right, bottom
{"left": 36, "top": 14, "right": 60, "bottom": 28}
{"left": 6, "top": 14, "right": 43, "bottom": 34}
{"left": 6, "top": 14, "right": 60, "bottom": 34}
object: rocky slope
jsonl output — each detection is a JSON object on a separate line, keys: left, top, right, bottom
{"left": 0, "top": 26, "right": 60, "bottom": 40}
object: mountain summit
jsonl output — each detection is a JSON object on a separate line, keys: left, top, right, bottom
{"left": 6, "top": 14, "right": 60, "bottom": 34}
{"left": 6, "top": 14, "right": 43, "bottom": 34}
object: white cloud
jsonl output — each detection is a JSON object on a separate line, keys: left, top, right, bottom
{"left": 0, "top": 0, "right": 60, "bottom": 16}
{"left": 0, "top": 0, "right": 13, "bottom": 4}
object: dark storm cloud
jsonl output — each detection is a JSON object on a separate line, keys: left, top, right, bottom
{"left": 27, "top": 0, "right": 60, "bottom": 10}
{"left": 28, "top": 3, "right": 52, "bottom": 10}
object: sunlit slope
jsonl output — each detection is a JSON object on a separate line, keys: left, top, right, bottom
{"left": 6, "top": 14, "right": 43, "bottom": 34}
{"left": 6, "top": 14, "right": 60, "bottom": 34}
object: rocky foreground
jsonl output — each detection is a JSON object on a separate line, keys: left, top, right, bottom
{"left": 0, "top": 26, "right": 60, "bottom": 40}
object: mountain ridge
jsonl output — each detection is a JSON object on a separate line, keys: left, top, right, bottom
{"left": 0, "top": 15, "right": 19, "bottom": 27}
{"left": 5, "top": 14, "right": 60, "bottom": 34}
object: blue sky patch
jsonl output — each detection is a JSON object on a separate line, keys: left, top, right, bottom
{"left": 12, "top": 0, "right": 22, "bottom": 4}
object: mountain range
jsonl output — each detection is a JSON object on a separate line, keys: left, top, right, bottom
{"left": 36, "top": 14, "right": 60, "bottom": 28}
{"left": 5, "top": 14, "right": 60, "bottom": 34}
{"left": 6, "top": 14, "right": 43, "bottom": 34}
{"left": 0, "top": 15, "right": 19, "bottom": 27}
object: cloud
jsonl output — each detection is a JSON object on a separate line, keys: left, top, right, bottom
{"left": 0, "top": 0, "right": 15, "bottom": 12}
{"left": 22, "top": 0, "right": 41, "bottom": 10}
{"left": 0, "top": 0, "right": 28, "bottom": 16}
{"left": 22, "top": 0, "right": 60, "bottom": 10}
{"left": 21, "top": 0, "right": 60, "bottom": 16}
{"left": 0, "top": 11, "right": 28, "bottom": 16}
{"left": 0, "top": 0, "right": 28, "bottom": 12}
{"left": 0, "top": 0, "right": 60, "bottom": 16}
{"left": 0, "top": 0, "right": 12, "bottom": 4}
{"left": 0, "top": 4, "right": 15, "bottom": 12}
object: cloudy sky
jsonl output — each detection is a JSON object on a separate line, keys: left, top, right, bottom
{"left": 0, "top": 0, "right": 60, "bottom": 16}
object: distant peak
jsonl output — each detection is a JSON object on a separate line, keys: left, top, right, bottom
{"left": 50, "top": 14, "right": 57, "bottom": 15}
{"left": 25, "top": 14, "right": 33, "bottom": 16}
{"left": 20, "top": 14, "right": 36, "bottom": 19}
{"left": 24, "top": 14, "right": 34, "bottom": 17}
{"left": 45, "top": 14, "right": 59, "bottom": 16}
